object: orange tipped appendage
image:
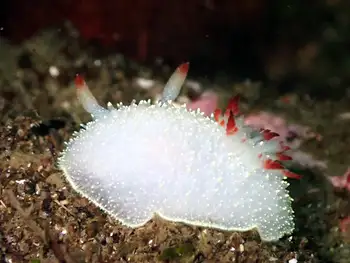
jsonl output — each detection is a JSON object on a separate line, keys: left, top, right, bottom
{"left": 214, "top": 109, "right": 221, "bottom": 122}
{"left": 216, "top": 93, "right": 301, "bottom": 180}
{"left": 74, "top": 74, "right": 107, "bottom": 118}
{"left": 276, "top": 153, "right": 293, "bottom": 161}
{"left": 226, "top": 112, "right": 238, "bottom": 135}
{"left": 161, "top": 62, "right": 190, "bottom": 102}
{"left": 225, "top": 95, "right": 240, "bottom": 117}
{"left": 283, "top": 170, "right": 302, "bottom": 179}
{"left": 177, "top": 62, "right": 189, "bottom": 75}
{"left": 75, "top": 74, "right": 85, "bottom": 88}
{"left": 262, "top": 139, "right": 300, "bottom": 179}
{"left": 214, "top": 109, "right": 225, "bottom": 127}
{"left": 261, "top": 129, "right": 279, "bottom": 141}
{"left": 280, "top": 144, "right": 291, "bottom": 152}
{"left": 263, "top": 158, "right": 301, "bottom": 179}
{"left": 264, "top": 159, "right": 284, "bottom": 170}
{"left": 215, "top": 95, "right": 241, "bottom": 129}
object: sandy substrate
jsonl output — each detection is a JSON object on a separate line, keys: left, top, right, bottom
{"left": 1, "top": 28, "right": 350, "bottom": 263}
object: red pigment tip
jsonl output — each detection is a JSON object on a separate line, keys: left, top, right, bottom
{"left": 283, "top": 170, "right": 302, "bottom": 180}
{"left": 226, "top": 112, "right": 238, "bottom": 135}
{"left": 227, "top": 95, "right": 240, "bottom": 116}
{"left": 264, "top": 159, "right": 284, "bottom": 170}
{"left": 261, "top": 130, "right": 279, "bottom": 141}
{"left": 264, "top": 159, "right": 301, "bottom": 180}
{"left": 214, "top": 108, "right": 221, "bottom": 122}
{"left": 276, "top": 153, "right": 293, "bottom": 161}
{"left": 177, "top": 62, "right": 190, "bottom": 75}
{"left": 279, "top": 142, "right": 291, "bottom": 152}
{"left": 75, "top": 74, "right": 85, "bottom": 89}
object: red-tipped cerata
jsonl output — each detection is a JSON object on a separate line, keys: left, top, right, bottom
{"left": 227, "top": 95, "right": 240, "bottom": 116}
{"left": 283, "top": 170, "right": 302, "bottom": 180}
{"left": 276, "top": 153, "right": 293, "bottom": 161}
{"left": 264, "top": 159, "right": 284, "bottom": 170}
{"left": 226, "top": 112, "right": 238, "bottom": 135}
{"left": 75, "top": 74, "right": 85, "bottom": 89}
{"left": 178, "top": 62, "right": 190, "bottom": 75}
{"left": 261, "top": 130, "right": 280, "bottom": 141}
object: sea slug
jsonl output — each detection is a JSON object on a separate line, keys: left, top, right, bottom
{"left": 58, "top": 63, "right": 299, "bottom": 241}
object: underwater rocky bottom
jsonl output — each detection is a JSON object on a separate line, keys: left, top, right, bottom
{"left": 0, "top": 28, "right": 350, "bottom": 263}
{"left": 1, "top": 91, "right": 350, "bottom": 263}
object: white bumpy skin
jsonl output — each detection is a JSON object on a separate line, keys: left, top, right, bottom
{"left": 59, "top": 63, "right": 298, "bottom": 242}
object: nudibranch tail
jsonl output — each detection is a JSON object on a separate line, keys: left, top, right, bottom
{"left": 161, "top": 62, "right": 189, "bottom": 103}
{"left": 215, "top": 97, "right": 301, "bottom": 180}
{"left": 75, "top": 74, "right": 108, "bottom": 118}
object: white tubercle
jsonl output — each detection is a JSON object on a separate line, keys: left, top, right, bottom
{"left": 59, "top": 63, "right": 297, "bottom": 242}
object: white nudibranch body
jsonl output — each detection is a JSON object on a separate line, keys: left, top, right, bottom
{"left": 58, "top": 63, "right": 299, "bottom": 241}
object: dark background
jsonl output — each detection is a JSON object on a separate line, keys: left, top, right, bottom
{"left": 1, "top": 0, "right": 350, "bottom": 98}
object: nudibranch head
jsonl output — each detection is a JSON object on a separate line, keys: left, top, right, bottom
{"left": 58, "top": 63, "right": 299, "bottom": 242}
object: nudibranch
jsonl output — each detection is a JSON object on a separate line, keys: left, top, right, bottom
{"left": 58, "top": 63, "right": 299, "bottom": 242}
